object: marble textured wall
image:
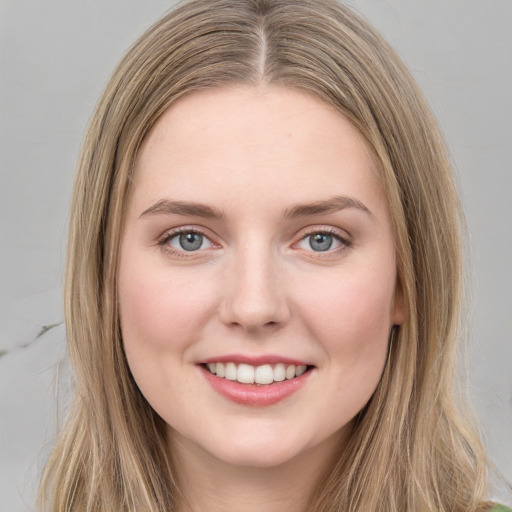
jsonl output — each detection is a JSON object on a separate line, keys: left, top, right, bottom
{"left": 1, "top": 1, "right": 511, "bottom": 510}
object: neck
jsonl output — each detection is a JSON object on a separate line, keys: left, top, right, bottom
{"left": 168, "top": 430, "right": 345, "bottom": 512}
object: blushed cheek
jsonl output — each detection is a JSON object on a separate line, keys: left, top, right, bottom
{"left": 118, "top": 257, "right": 216, "bottom": 357}
{"left": 315, "top": 275, "right": 395, "bottom": 362}
{"left": 118, "top": 266, "right": 183, "bottom": 404}
{"left": 119, "top": 273, "right": 169, "bottom": 352}
{"left": 327, "top": 282, "right": 393, "bottom": 416}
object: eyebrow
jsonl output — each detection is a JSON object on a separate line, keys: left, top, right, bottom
{"left": 139, "top": 195, "right": 372, "bottom": 220}
{"left": 282, "top": 195, "right": 373, "bottom": 219}
{"left": 139, "top": 199, "right": 225, "bottom": 219}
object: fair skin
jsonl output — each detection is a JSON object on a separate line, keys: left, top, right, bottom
{"left": 118, "top": 85, "right": 404, "bottom": 512}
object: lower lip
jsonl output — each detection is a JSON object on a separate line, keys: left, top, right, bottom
{"left": 200, "top": 366, "right": 312, "bottom": 406}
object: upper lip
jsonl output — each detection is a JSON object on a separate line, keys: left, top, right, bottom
{"left": 199, "top": 354, "right": 313, "bottom": 367}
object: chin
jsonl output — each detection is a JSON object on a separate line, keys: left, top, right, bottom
{"left": 202, "top": 423, "right": 322, "bottom": 469}
{"left": 211, "top": 442, "right": 303, "bottom": 469}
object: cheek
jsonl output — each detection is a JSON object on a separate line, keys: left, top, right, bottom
{"left": 118, "top": 256, "right": 211, "bottom": 353}
{"left": 118, "top": 261, "right": 173, "bottom": 403}
{"left": 117, "top": 253, "right": 217, "bottom": 405}
{"left": 303, "top": 265, "right": 395, "bottom": 336}
{"left": 301, "top": 273, "right": 394, "bottom": 430}
{"left": 298, "top": 264, "right": 395, "bottom": 390}
{"left": 119, "top": 274, "right": 176, "bottom": 356}
{"left": 117, "top": 251, "right": 218, "bottom": 417}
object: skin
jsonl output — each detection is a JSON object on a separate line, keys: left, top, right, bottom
{"left": 118, "top": 85, "right": 404, "bottom": 512}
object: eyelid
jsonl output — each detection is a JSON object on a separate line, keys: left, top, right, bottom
{"left": 155, "top": 224, "right": 352, "bottom": 259}
{"left": 292, "top": 226, "right": 353, "bottom": 254}
{"left": 157, "top": 226, "right": 220, "bottom": 257}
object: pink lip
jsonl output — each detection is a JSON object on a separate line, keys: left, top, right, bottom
{"left": 199, "top": 365, "right": 313, "bottom": 407}
{"left": 200, "top": 354, "right": 311, "bottom": 366}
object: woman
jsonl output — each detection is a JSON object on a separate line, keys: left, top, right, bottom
{"left": 37, "top": 0, "right": 509, "bottom": 510}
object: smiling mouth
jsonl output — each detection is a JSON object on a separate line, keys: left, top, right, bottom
{"left": 202, "top": 362, "right": 313, "bottom": 385}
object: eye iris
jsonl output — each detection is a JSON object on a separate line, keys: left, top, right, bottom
{"left": 179, "top": 232, "right": 203, "bottom": 251}
{"left": 309, "top": 233, "right": 333, "bottom": 252}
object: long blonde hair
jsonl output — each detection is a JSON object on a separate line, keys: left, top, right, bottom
{"left": 38, "top": 0, "right": 488, "bottom": 510}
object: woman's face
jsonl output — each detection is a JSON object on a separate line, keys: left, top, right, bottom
{"left": 118, "top": 86, "right": 404, "bottom": 470}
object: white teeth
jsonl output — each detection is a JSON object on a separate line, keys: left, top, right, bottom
{"left": 285, "top": 365, "right": 296, "bottom": 380}
{"left": 205, "top": 362, "right": 309, "bottom": 384}
{"left": 255, "top": 364, "right": 274, "bottom": 385}
{"left": 273, "top": 363, "right": 286, "bottom": 382}
{"left": 237, "top": 364, "right": 255, "bottom": 384}
{"left": 225, "top": 362, "right": 237, "bottom": 381}
{"left": 216, "top": 362, "right": 225, "bottom": 378}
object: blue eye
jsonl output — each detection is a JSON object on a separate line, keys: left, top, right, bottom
{"left": 296, "top": 230, "right": 349, "bottom": 253}
{"left": 178, "top": 232, "right": 203, "bottom": 251}
{"left": 308, "top": 233, "right": 333, "bottom": 252}
{"left": 166, "top": 231, "right": 211, "bottom": 252}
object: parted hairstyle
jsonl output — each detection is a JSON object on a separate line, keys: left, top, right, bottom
{"left": 38, "top": 0, "right": 490, "bottom": 510}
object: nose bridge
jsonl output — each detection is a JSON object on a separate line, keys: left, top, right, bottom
{"left": 220, "top": 236, "right": 289, "bottom": 330}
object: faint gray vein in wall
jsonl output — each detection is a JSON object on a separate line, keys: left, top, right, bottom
{"left": 0, "top": 321, "right": 63, "bottom": 358}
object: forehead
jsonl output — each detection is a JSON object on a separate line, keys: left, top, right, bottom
{"left": 130, "top": 85, "right": 385, "bottom": 217}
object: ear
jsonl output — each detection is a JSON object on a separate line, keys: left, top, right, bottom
{"left": 391, "top": 279, "right": 406, "bottom": 325}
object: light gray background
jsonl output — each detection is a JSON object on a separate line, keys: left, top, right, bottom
{"left": 1, "top": 1, "right": 511, "bottom": 510}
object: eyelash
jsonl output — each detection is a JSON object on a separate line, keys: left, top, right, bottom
{"left": 157, "top": 227, "right": 352, "bottom": 258}
{"left": 297, "top": 228, "right": 353, "bottom": 256}
{"left": 157, "top": 227, "right": 212, "bottom": 259}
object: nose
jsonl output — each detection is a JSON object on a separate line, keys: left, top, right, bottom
{"left": 219, "top": 244, "right": 290, "bottom": 332}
